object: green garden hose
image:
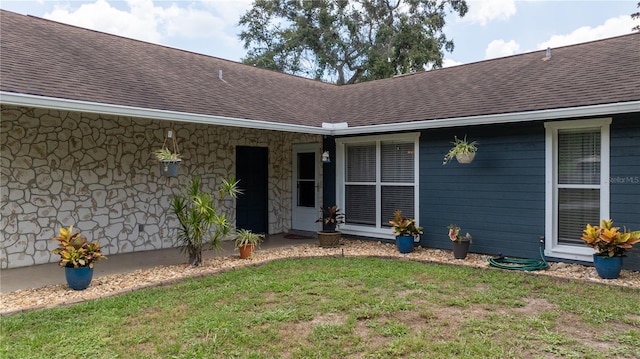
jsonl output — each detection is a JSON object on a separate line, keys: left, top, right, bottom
{"left": 487, "top": 239, "right": 549, "bottom": 271}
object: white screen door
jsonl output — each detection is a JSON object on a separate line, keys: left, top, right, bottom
{"left": 292, "top": 144, "right": 320, "bottom": 231}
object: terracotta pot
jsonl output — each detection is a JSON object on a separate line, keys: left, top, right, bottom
{"left": 238, "top": 244, "right": 254, "bottom": 259}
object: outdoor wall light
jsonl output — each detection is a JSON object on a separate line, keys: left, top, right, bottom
{"left": 322, "top": 151, "right": 331, "bottom": 163}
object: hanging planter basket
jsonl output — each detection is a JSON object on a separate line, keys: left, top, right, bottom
{"left": 456, "top": 152, "right": 476, "bottom": 164}
{"left": 443, "top": 136, "right": 478, "bottom": 165}
{"left": 155, "top": 129, "right": 182, "bottom": 178}
{"left": 159, "top": 159, "right": 182, "bottom": 177}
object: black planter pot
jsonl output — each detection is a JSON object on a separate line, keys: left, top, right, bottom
{"left": 452, "top": 240, "right": 470, "bottom": 259}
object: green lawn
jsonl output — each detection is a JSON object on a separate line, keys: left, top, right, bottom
{"left": 1, "top": 257, "right": 639, "bottom": 358}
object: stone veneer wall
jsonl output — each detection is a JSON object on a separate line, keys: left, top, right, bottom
{"left": 0, "top": 105, "right": 321, "bottom": 268}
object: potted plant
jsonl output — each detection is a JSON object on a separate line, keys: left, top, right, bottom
{"left": 235, "top": 229, "right": 264, "bottom": 259}
{"left": 51, "top": 225, "right": 107, "bottom": 290}
{"left": 581, "top": 219, "right": 640, "bottom": 279}
{"left": 448, "top": 224, "right": 473, "bottom": 259}
{"left": 442, "top": 135, "right": 478, "bottom": 164}
{"left": 171, "top": 175, "right": 242, "bottom": 266}
{"left": 154, "top": 147, "right": 182, "bottom": 177}
{"left": 316, "top": 205, "right": 345, "bottom": 247}
{"left": 389, "top": 210, "right": 423, "bottom": 253}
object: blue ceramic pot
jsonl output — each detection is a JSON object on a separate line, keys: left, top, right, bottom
{"left": 64, "top": 266, "right": 94, "bottom": 290}
{"left": 593, "top": 255, "right": 623, "bottom": 279}
{"left": 396, "top": 235, "right": 414, "bottom": 254}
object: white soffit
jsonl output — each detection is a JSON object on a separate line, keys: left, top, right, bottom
{"left": 0, "top": 92, "right": 328, "bottom": 135}
{"left": 2, "top": 92, "right": 638, "bottom": 136}
{"left": 334, "top": 101, "right": 640, "bottom": 135}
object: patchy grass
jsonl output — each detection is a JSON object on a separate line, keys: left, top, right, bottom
{"left": 1, "top": 257, "right": 639, "bottom": 358}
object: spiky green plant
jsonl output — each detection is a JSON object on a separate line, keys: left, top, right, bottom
{"left": 171, "top": 175, "right": 241, "bottom": 266}
{"left": 442, "top": 135, "right": 478, "bottom": 164}
{"left": 154, "top": 147, "right": 181, "bottom": 161}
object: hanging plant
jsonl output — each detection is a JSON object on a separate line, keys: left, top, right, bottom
{"left": 155, "top": 130, "right": 182, "bottom": 177}
{"left": 443, "top": 135, "right": 478, "bottom": 165}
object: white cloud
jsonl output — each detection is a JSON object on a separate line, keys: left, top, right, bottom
{"left": 43, "top": 0, "right": 229, "bottom": 45}
{"left": 45, "top": 0, "right": 163, "bottom": 43}
{"left": 200, "top": 0, "right": 253, "bottom": 22}
{"left": 485, "top": 39, "right": 520, "bottom": 59}
{"left": 538, "top": 15, "right": 635, "bottom": 49}
{"left": 161, "top": 4, "right": 225, "bottom": 39}
{"left": 464, "top": 0, "right": 517, "bottom": 26}
{"left": 442, "top": 58, "right": 464, "bottom": 68}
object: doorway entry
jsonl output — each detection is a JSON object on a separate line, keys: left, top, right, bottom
{"left": 236, "top": 146, "right": 268, "bottom": 234}
{"left": 292, "top": 144, "right": 320, "bottom": 232}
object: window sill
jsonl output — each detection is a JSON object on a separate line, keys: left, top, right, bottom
{"left": 544, "top": 245, "right": 594, "bottom": 262}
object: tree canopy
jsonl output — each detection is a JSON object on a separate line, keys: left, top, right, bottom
{"left": 632, "top": 2, "right": 640, "bottom": 31}
{"left": 238, "top": 0, "right": 468, "bottom": 85}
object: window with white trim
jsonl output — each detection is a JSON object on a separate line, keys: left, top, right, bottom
{"left": 336, "top": 133, "right": 419, "bottom": 238}
{"left": 545, "top": 119, "right": 610, "bottom": 261}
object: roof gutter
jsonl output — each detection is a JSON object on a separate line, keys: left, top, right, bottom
{"left": 333, "top": 101, "right": 640, "bottom": 135}
{"left": 0, "top": 92, "right": 330, "bottom": 135}
{"left": 2, "top": 92, "right": 638, "bottom": 137}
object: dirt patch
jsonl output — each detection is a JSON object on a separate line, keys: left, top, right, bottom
{"left": 310, "top": 312, "right": 346, "bottom": 325}
{"left": 512, "top": 297, "right": 557, "bottom": 314}
{"left": 555, "top": 313, "right": 618, "bottom": 352}
{"left": 277, "top": 312, "right": 348, "bottom": 356}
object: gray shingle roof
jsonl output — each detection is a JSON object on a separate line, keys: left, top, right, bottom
{"left": 331, "top": 33, "right": 640, "bottom": 127}
{"left": 2, "top": 10, "right": 639, "bottom": 129}
{"left": 0, "top": 10, "right": 335, "bottom": 127}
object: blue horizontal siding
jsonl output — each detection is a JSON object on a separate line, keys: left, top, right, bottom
{"left": 610, "top": 113, "right": 640, "bottom": 270}
{"left": 419, "top": 122, "right": 546, "bottom": 259}
{"left": 418, "top": 113, "right": 640, "bottom": 271}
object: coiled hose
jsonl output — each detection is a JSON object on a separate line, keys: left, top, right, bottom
{"left": 487, "top": 238, "right": 549, "bottom": 271}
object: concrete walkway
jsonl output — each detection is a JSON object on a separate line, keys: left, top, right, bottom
{"left": 0, "top": 233, "right": 317, "bottom": 293}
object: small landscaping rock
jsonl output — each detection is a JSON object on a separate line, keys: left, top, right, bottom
{"left": 1, "top": 240, "right": 638, "bottom": 315}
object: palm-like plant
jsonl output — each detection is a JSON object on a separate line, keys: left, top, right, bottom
{"left": 171, "top": 175, "right": 241, "bottom": 266}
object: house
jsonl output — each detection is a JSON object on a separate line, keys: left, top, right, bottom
{"left": 1, "top": 10, "right": 639, "bottom": 270}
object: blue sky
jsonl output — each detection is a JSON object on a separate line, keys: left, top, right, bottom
{"left": 1, "top": 0, "right": 637, "bottom": 68}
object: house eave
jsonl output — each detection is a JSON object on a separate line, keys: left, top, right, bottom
{"left": 2, "top": 92, "right": 638, "bottom": 137}
{"left": 332, "top": 101, "right": 640, "bottom": 135}
{"left": 0, "top": 92, "right": 329, "bottom": 135}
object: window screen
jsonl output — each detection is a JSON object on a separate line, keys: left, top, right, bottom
{"left": 343, "top": 137, "right": 416, "bottom": 229}
{"left": 557, "top": 128, "right": 601, "bottom": 245}
{"left": 381, "top": 141, "right": 414, "bottom": 182}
